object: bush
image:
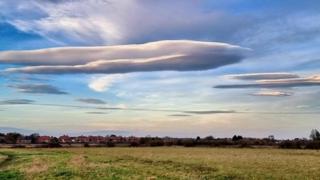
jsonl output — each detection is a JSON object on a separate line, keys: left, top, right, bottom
{"left": 279, "top": 140, "right": 302, "bottom": 149}
{"left": 149, "top": 140, "right": 164, "bottom": 147}
{"left": 48, "top": 137, "right": 61, "bottom": 148}
{"left": 181, "top": 139, "right": 195, "bottom": 147}
{"left": 106, "top": 141, "right": 115, "bottom": 147}
{"left": 130, "top": 141, "right": 139, "bottom": 147}
{"left": 305, "top": 141, "right": 320, "bottom": 149}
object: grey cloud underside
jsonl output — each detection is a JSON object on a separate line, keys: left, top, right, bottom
{"left": 8, "top": 84, "right": 68, "bottom": 94}
{"left": 0, "top": 99, "right": 35, "bottom": 105}
{"left": 0, "top": 40, "right": 249, "bottom": 74}
{"left": 215, "top": 76, "right": 320, "bottom": 89}
{"left": 169, "top": 114, "right": 192, "bottom": 117}
{"left": 86, "top": 112, "right": 108, "bottom": 114}
{"left": 227, "top": 73, "right": 300, "bottom": 80}
{"left": 6, "top": 53, "right": 243, "bottom": 74}
{"left": 183, "top": 110, "right": 236, "bottom": 114}
{"left": 76, "top": 98, "right": 106, "bottom": 105}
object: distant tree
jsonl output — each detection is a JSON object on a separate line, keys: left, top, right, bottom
{"left": 28, "top": 133, "right": 40, "bottom": 144}
{"left": 279, "top": 139, "right": 302, "bottom": 149}
{"left": 48, "top": 137, "right": 61, "bottom": 147}
{"left": 196, "top": 136, "right": 201, "bottom": 141}
{"left": 268, "top": 135, "right": 275, "bottom": 141}
{"left": 310, "top": 129, "right": 320, "bottom": 141}
{"left": 232, "top": 135, "right": 243, "bottom": 141}
{"left": 4, "top": 133, "right": 22, "bottom": 144}
{"left": 130, "top": 141, "right": 139, "bottom": 147}
{"left": 204, "top": 136, "right": 214, "bottom": 140}
{"left": 181, "top": 139, "right": 195, "bottom": 147}
{"left": 0, "top": 133, "right": 5, "bottom": 143}
{"left": 106, "top": 141, "right": 115, "bottom": 147}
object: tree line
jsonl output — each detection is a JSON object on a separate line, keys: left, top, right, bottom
{"left": 0, "top": 129, "right": 319, "bottom": 149}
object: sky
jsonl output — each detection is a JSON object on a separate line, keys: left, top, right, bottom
{"left": 0, "top": 0, "right": 319, "bottom": 138}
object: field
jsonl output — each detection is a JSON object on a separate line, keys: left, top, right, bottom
{"left": 0, "top": 147, "right": 320, "bottom": 180}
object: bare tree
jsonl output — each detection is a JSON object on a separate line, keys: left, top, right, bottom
{"left": 310, "top": 129, "right": 320, "bottom": 141}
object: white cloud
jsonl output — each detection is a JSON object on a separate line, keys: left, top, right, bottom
{"left": 251, "top": 90, "right": 293, "bottom": 97}
{"left": 88, "top": 74, "right": 125, "bottom": 92}
{"left": 0, "top": 0, "right": 245, "bottom": 45}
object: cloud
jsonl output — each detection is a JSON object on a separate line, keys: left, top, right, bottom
{"left": 215, "top": 75, "right": 320, "bottom": 89}
{"left": 251, "top": 90, "right": 293, "bottom": 97}
{"left": 226, "top": 72, "right": 299, "bottom": 80}
{"left": 1, "top": 40, "right": 249, "bottom": 75}
{"left": 76, "top": 98, "right": 106, "bottom": 105}
{"left": 88, "top": 74, "right": 125, "bottom": 92}
{"left": 0, "top": 0, "right": 252, "bottom": 45}
{"left": 86, "top": 112, "right": 108, "bottom": 114}
{"left": 183, "top": 110, "right": 236, "bottom": 114}
{"left": 169, "top": 114, "right": 192, "bottom": 117}
{"left": 0, "top": 99, "right": 35, "bottom": 105}
{"left": 8, "top": 84, "right": 68, "bottom": 94}
{"left": 4, "top": 100, "right": 237, "bottom": 115}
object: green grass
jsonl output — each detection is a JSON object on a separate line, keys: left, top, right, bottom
{"left": 0, "top": 147, "right": 319, "bottom": 179}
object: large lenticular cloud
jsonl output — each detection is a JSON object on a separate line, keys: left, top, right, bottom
{"left": 0, "top": 40, "right": 249, "bottom": 74}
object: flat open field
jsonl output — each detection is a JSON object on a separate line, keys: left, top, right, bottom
{"left": 0, "top": 147, "right": 320, "bottom": 180}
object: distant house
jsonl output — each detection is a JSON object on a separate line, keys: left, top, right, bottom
{"left": 37, "top": 136, "right": 51, "bottom": 143}
{"left": 107, "top": 135, "right": 125, "bottom": 143}
{"left": 59, "top": 135, "right": 71, "bottom": 143}
{"left": 16, "top": 137, "right": 32, "bottom": 144}
{"left": 126, "top": 136, "right": 140, "bottom": 143}
{"left": 88, "top": 136, "right": 106, "bottom": 143}
{"left": 76, "top": 136, "right": 89, "bottom": 143}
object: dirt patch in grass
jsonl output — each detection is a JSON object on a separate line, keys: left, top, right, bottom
{"left": 24, "top": 158, "right": 49, "bottom": 174}
{"left": 70, "top": 154, "right": 86, "bottom": 167}
{"left": 113, "top": 155, "right": 217, "bottom": 174}
{"left": 0, "top": 152, "right": 15, "bottom": 169}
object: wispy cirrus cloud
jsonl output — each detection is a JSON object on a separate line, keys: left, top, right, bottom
{"left": 183, "top": 110, "right": 236, "bottom": 114}
{"left": 8, "top": 84, "right": 68, "bottom": 94}
{"left": 215, "top": 75, "right": 320, "bottom": 89}
{"left": 169, "top": 114, "right": 192, "bottom": 117}
{"left": 226, "top": 72, "right": 299, "bottom": 80}
{"left": 0, "top": 99, "right": 35, "bottom": 105}
{"left": 86, "top": 112, "right": 108, "bottom": 115}
{"left": 1, "top": 40, "right": 249, "bottom": 74}
{"left": 0, "top": 0, "right": 252, "bottom": 45}
{"left": 76, "top": 98, "right": 106, "bottom": 105}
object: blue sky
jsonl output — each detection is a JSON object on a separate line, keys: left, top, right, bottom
{"left": 0, "top": 0, "right": 319, "bottom": 138}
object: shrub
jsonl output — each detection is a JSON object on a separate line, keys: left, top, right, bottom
{"left": 279, "top": 140, "right": 302, "bottom": 149}
{"left": 305, "top": 140, "right": 320, "bottom": 149}
{"left": 106, "top": 141, "right": 115, "bottom": 147}
{"left": 48, "top": 137, "right": 61, "bottom": 148}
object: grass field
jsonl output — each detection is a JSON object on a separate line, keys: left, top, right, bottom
{"left": 0, "top": 147, "right": 320, "bottom": 180}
